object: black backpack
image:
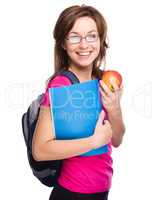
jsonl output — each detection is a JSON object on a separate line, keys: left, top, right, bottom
{"left": 22, "top": 70, "right": 79, "bottom": 187}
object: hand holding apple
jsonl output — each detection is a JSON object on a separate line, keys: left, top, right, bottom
{"left": 102, "top": 70, "right": 122, "bottom": 92}
{"left": 99, "top": 70, "right": 123, "bottom": 114}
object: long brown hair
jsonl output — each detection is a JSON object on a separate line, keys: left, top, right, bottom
{"left": 48, "top": 5, "right": 108, "bottom": 81}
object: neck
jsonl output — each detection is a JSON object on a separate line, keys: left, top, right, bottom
{"left": 68, "top": 65, "right": 93, "bottom": 83}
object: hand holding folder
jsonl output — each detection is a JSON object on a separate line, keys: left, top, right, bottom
{"left": 49, "top": 79, "right": 108, "bottom": 156}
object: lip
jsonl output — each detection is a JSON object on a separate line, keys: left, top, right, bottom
{"left": 76, "top": 51, "right": 92, "bottom": 56}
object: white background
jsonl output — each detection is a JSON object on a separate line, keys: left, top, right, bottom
{"left": 0, "top": 0, "right": 155, "bottom": 199}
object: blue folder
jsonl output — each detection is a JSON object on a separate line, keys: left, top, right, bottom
{"left": 49, "top": 79, "right": 108, "bottom": 156}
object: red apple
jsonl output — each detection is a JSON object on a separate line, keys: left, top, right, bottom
{"left": 102, "top": 70, "right": 122, "bottom": 92}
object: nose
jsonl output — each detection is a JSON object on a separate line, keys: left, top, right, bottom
{"left": 79, "top": 38, "right": 89, "bottom": 49}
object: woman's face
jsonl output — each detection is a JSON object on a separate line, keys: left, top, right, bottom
{"left": 64, "top": 17, "right": 100, "bottom": 69}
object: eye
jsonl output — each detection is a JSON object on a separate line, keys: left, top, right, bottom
{"left": 86, "top": 33, "right": 98, "bottom": 42}
{"left": 68, "top": 35, "right": 81, "bottom": 43}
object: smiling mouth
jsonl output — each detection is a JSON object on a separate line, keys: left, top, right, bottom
{"left": 76, "top": 51, "right": 92, "bottom": 56}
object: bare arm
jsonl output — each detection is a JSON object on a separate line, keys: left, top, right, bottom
{"left": 32, "top": 107, "right": 112, "bottom": 161}
{"left": 32, "top": 106, "right": 94, "bottom": 161}
{"left": 99, "top": 80, "right": 125, "bottom": 147}
{"left": 108, "top": 107, "right": 125, "bottom": 147}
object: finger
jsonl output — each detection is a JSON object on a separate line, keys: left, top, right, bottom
{"left": 100, "top": 110, "right": 107, "bottom": 125}
{"left": 120, "top": 84, "right": 123, "bottom": 90}
{"left": 103, "top": 120, "right": 109, "bottom": 125}
{"left": 99, "top": 85, "right": 108, "bottom": 96}
{"left": 99, "top": 87, "right": 110, "bottom": 102}
{"left": 103, "top": 119, "right": 111, "bottom": 126}
{"left": 118, "top": 85, "right": 124, "bottom": 97}
{"left": 99, "top": 86, "right": 108, "bottom": 97}
{"left": 98, "top": 110, "right": 105, "bottom": 121}
{"left": 99, "top": 80, "right": 112, "bottom": 97}
{"left": 98, "top": 110, "right": 106, "bottom": 124}
{"left": 110, "top": 79, "right": 119, "bottom": 92}
{"left": 119, "top": 88, "right": 123, "bottom": 98}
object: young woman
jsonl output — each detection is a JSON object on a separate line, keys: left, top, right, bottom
{"left": 32, "top": 5, "right": 125, "bottom": 200}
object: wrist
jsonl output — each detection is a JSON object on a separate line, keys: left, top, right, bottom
{"left": 108, "top": 107, "right": 122, "bottom": 118}
{"left": 88, "top": 135, "right": 99, "bottom": 149}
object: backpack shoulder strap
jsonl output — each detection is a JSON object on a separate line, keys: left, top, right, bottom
{"left": 58, "top": 70, "right": 80, "bottom": 84}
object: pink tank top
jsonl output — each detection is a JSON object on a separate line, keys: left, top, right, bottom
{"left": 40, "top": 75, "right": 113, "bottom": 193}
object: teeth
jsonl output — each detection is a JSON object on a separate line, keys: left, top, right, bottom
{"left": 77, "top": 52, "right": 90, "bottom": 56}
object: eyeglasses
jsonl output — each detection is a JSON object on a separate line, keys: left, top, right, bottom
{"left": 66, "top": 33, "right": 99, "bottom": 44}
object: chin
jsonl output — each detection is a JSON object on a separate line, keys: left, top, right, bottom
{"left": 77, "top": 63, "right": 92, "bottom": 69}
{"left": 76, "top": 60, "right": 95, "bottom": 68}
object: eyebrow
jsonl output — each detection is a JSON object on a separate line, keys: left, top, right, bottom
{"left": 69, "top": 30, "right": 97, "bottom": 35}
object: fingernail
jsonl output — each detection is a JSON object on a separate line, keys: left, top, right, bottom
{"left": 99, "top": 80, "right": 102, "bottom": 84}
{"left": 103, "top": 119, "right": 106, "bottom": 125}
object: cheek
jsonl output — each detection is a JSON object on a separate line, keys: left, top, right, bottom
{"left": 64, "top": 41, "right": 75, "bottom": 54}
{"left": 94, "top": 39, "right": 100, "bottom": 51}
{"left": 93, "top": 43, "right": 100, "bottom": 56}
{"left": 65, "top": 47, "right": 77, "bottom": 62}
{"left": 66, "top": 45, "right": 76, "bottom": 56}
{"left": 97, "top": 40, "right": 101, "bottom": 52}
